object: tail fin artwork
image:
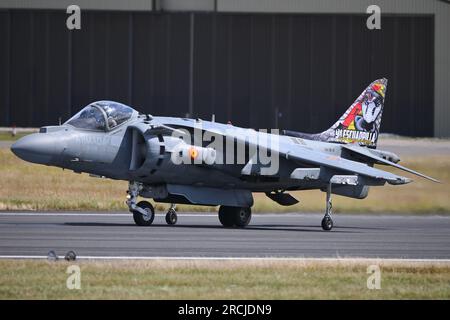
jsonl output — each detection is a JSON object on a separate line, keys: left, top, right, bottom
{"left": 283, "top": 78, "right": 388, "bottom": 148}
{"left": 325, "top": 78, "right": 387, "bottom": 148}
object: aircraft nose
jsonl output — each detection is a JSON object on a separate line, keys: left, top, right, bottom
{"left": 11, "top": 133, "right": 64, "bottom": 165}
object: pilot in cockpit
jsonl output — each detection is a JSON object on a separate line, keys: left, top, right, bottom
{"left": 65, "top": 101, "right": 134, "bottom": 131}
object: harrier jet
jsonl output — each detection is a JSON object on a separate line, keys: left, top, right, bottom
{"left": 11, "top": 78, "right": 438, "bottom": 230}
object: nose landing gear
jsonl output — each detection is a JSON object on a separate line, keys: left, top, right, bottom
{"left": 127, "top": 181, "right": 155, "bottom": 226}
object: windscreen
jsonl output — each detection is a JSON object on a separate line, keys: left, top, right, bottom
{"left": 66, "top": 106, "right": 106, "bottom": 131}
{"left": 96, "top": 101, "right": 133, "bottom": 129}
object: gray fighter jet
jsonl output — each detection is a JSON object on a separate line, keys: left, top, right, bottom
{"left": 11, "top": 78, "right": 438, "bottom": 230}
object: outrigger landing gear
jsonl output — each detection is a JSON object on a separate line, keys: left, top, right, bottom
{"left": 320, "top": 175, "right": 358, "bottom": 231}
{"left": 321, "top": 183, "right": 334, "bottom": 231}
{"left": 126, "top": 181, "right": 155, "bottom": 226}
{"left": 165, "top": 203, "right": 178, "bottom": 225}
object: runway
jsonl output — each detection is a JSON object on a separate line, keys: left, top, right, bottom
{"left": 0, "top": 212, "right": 449, "bottom": 259}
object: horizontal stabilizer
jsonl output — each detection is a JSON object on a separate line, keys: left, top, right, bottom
{"left": 342, "top": 144, "right": 440, "bottom": 183}
{"left": 286, "top": 146, "right": 412, "bottom": 185}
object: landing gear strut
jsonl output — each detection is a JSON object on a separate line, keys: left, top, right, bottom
{"left": 127, "top": 181, "right": 155, "bottom": 226}
{"left": 321, "top": 183, "right": 334, "bottom": 231}
{"left": 165, "top": 203, "right": 178, "bottom": 225}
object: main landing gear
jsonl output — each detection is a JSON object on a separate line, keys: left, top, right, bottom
{"left": 126, "top": 181, "right": 178, "bottom": 226}
{"left": 218, "top": 206, "right": 252, "bottom": 228}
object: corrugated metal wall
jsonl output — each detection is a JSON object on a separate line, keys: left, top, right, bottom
{"left": 0, "top": 10, "right": 434, "bottom": 136}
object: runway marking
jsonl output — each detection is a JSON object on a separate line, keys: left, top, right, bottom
{"left": 0, "top": 255, "right": 449, "bottom": 263}
{"left": 0, "top": 212, "right": 217, "bottom": 217}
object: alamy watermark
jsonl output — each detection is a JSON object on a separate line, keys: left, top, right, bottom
{"left": 66, "top": 5, "right": 81, "bottom": 30}
{"left": 66, "top": 265, "right": 81, "bottom": 290}
{"left": 367, "top": 264, "right": 381, "bottom": 290}
{"left": 366, "top": 5, "right": 381, "bottom": 30}
{"left": 169, "top": 127, "right": 280, "bottom": 175}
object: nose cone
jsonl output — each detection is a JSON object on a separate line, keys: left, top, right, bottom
{"left": 11, "top": 133, "right": 64, "bottom": 165}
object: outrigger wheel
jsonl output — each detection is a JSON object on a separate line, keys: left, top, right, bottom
{"left": 218, "top": 206, "right": 252, "bottom": 228}
{"left": 321, "top": 183, "right": 334, "bottom": 231}
{"left": 132, "top": 201, "right": 155, "bottom": 226}
{"left": 321, "top": 215, "right": 333, "bottom": 231}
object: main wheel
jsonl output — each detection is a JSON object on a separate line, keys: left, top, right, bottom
{"left": 218, "top": 206, "right": 252, "bottom": 228}
{"left": 234, "top": 207, "right": 251, "bottom": 227}
{"left": 165, "top": 210, "right": 177, "bottom": 225}
{"left": 132, "top": 201, "right": 155, "bottom": 226}
{"left": 321, "top": 215, "right": 333, "bottom": 231}
{"left": 218, "top": 206, "right": 235, "bottom": 227}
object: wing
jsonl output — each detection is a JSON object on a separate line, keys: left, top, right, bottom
{"left": 148, "top": 122, "right": 418, "bottom": 185}
{"left": 200, "top": 126, "right": 413, "bottom": 185}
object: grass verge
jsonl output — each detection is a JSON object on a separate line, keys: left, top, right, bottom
{"left": 0, "top": 132, "right": 32, "bottom": 141}
{"left": 0, "top": 259, "right": 449, "bottom": 299}
{"left": 0, "top": 148, "right": 448, "bottom": 213}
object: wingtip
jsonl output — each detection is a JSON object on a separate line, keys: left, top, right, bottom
{"left": 420, "top": 174, "right": 441, "bottom": 183}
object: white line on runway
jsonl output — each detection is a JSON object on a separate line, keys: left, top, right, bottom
{"left": 0, "top": 255, "right": 449, "bottom": 263}
{"left": 0, "top": 212, "right": 217, "bottom": 217}
{"left": 0, "top": 212, "right": 318, "bottom": 218}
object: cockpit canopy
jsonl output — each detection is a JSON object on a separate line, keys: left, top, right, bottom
{"left": 66, "top": 101, "right": 135, "bottom": 131}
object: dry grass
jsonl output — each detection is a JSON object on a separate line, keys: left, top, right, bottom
{"left": 0, "top": 259, "right": 449, "bottom": 299}
{"left": 0, "top": 132, "right": 30, "bottom": 141}
{"left": 0, "top": 148, "right": 448, "bottom": 213}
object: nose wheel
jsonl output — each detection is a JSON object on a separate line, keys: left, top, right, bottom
{"left": 126, "top": 181, "right": 155, "bottom": 226}
{"left": 165, "top": 204, "right": 178, "bottom": 225}
{"left": 132, "top": 201, "right": 155, "bottom": 226}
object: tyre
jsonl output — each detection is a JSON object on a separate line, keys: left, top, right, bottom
{"left": 233, "top": 207, "right": 251, "bottom": 227}
{"left": 218, "top": 206, "right": 235, "bottom": 227}
{"left": 165, "top": 210, "right": 177, "bottom": 225}
{"left": 321, "top": 216, "right": 333, "bottom": 231}
{"left": 218, "top": 206, "right": 252, "bottom": 228}
{"left": 64, "top": 250, "right": 77, "bottom": 261}
{"left": 132, "top": 201, "right": 155, "bottom": 226}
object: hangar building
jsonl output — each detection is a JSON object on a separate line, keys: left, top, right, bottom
{"left": 0, "top": 0, "right": 449, "bottom": 137}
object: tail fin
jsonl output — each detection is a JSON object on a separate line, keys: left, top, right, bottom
{"left": 323, "top": 78, "right": 388, "bottom": 148}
